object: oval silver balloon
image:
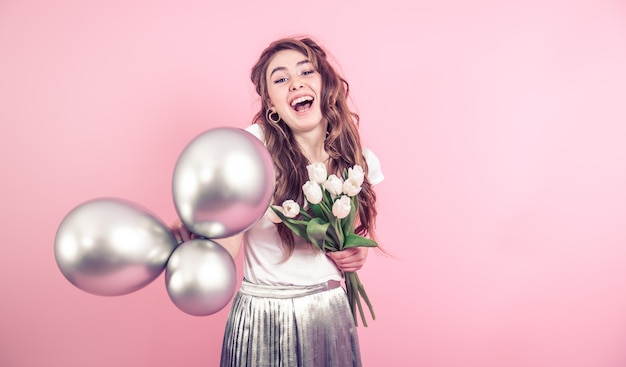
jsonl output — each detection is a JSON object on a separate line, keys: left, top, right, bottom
{"left": 54, "top": 198, "right": 178, "bottom": 296}
{"left": 172, "top": 127, "right": 275, "bottom": 239}
{"left": 165, "top": 239, "right": 237, "bottom": 316}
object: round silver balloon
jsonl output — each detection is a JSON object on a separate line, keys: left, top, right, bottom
{"left": 54, "top": 198, "right": 178, "bottom": 296}
{"left": 165, "top": 239, "right": 237, "bottom": 316}
{"left": 172, "top": 127, "right": 275, "bottom": 239}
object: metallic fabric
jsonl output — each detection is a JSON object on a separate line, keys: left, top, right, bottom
{"left": 221, "top": 280, "right": 362, "bottom": 367}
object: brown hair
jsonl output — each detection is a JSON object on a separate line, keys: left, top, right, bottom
{"left": 251, "top": 36, "right": 378, "bottom": 256}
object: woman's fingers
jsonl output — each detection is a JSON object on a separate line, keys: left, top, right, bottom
{"left": 170, "top": 219, "right": 193, "bottom": 243}
{"left": 327, "top": 247, "right": 368, "bottom": 272}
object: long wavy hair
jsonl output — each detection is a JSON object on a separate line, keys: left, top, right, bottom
{"left": 250, "top": 36, "right": 378, "bottom": 256}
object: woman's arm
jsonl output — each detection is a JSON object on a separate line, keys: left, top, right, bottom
{"left": 170, "top": 219, "right": 244, "bottom": 259}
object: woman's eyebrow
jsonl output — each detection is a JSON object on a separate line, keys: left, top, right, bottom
{"left": 269, "top": 60, "right": 312, "bottom": 77}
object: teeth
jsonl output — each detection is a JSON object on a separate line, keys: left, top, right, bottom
{"left": 290, "top": 96, "right": 313, "bottom": 106}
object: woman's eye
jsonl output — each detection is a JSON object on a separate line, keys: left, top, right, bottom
{"left": 274, "top": 77, "right": 288, "bottom": 84}
{"left": 301, "top": 70, "right": 315, "bottom": 76}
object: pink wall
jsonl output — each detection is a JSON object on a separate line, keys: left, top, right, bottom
{"left": 2, "top": 0, "right": 626, "bottom": 366}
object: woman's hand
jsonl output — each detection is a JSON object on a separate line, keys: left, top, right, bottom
{"left": 327, "top": 247, "right": 368, "bottom": 273}
{"left": 170, "top": 218, "right": 197, "bottom": 244}
{"left": 170, "top": 218, "right": 244, "bottom": 260}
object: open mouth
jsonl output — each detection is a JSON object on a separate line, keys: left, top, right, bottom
{"left": 290, "top": 95, "right": 314, "bottom": 113}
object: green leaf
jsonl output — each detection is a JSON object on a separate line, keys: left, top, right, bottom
{"left": 299, "top": 209, "right": 313, "bottom": 221}
{"left": 310, "top": 202, "right": 325, "bottom": 219}
{"left": 324, "top": 242, "right": 340, "bottom": 252}
{"left": 306, "top": 217, "right": 330, "bottom": 250}
{"left": 270, "top": 206, "right": 309, "bottom": 239}
{"left": 343, "top": 233, "right": 378, "bottom": 249}
{"left": 326, "top": 223, "right": 343, "bottom": 250}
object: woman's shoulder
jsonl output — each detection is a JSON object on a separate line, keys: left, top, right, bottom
{"left": 244, "top": 123, "right": 264, "bottom": 142}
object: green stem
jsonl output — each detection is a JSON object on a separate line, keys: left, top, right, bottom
{"left": 357, "top": 276, "right": 376, "bottom": 321}
{"left": 334, "top": 218, "right": 344, "bottom": 249}
{"left": 345, "top": 271, "right": 374, "bottom": 327}
{"left": 319, "top": 199, "right": 332, "bottom": 218}
{"left": 348, "top": 276, "right": 357, "bottom": 326}
{"left": 299, "top": 209, "right": 313, "bottom": 220}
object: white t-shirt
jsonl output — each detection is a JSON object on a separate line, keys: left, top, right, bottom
{"left": 243, "top": 124, "right": 384, "bottom": 286}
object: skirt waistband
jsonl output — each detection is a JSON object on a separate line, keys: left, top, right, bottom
{"left": 239, "top": 279, "right": 342, "bottom": 299}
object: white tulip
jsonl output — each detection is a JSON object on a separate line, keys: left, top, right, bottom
{"left": 307, "top": 162, "right": 328, "bottom": 184}
{"left": 282, "top": 200, "right": 300, "bottom": 218}
{"left": 302, "top": 181, "right": 323, "bottom": 204}
{"left": 332, "top": 195, "right": 351, "bottom": 219}
{"left": 342, "top": 177, "right": 362, "bottom": 197}
{"left": 347, "top": 165, "right": 365, "bottom": 187}
{"left": 323, "top": 174, "right": 344, "bottom": 196}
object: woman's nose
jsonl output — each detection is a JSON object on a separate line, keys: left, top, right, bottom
{"left": 290, "top": 79, "right": 303, "bottom": 90}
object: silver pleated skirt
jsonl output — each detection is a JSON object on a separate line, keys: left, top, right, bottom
{"left": 220, "top": 280, "right": 362, "bottom": 367}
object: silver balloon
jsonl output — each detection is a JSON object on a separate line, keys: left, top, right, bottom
{"left": 165, "top": 239, "right": 237, "bottom": 316}
{"left": 54, "top": 198, "right": 178, "bottom": 296}
{"left": 172, "top": 127, "right": 275, "bottom": 239}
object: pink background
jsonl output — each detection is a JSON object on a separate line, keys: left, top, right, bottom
{"left": 1, "top": 0, "right": 626, "bottom": 366}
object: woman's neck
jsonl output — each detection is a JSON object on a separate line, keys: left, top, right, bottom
{"left": 293, "top": 124, "right": 329, "bottom": 164}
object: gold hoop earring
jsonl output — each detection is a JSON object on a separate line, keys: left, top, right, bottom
{"left": 266, "top": 108, "right": 281, "bottom": 124}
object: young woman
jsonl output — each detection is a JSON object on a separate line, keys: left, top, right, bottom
{"left": 172, "top": 36, "right": 384, "bottom": 367}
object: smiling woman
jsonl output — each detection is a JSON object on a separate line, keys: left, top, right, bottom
{"left": 262, "top": 51, "right": 324, "bottom": 149}
{"left": 266, "top": 53, "right": 322, "bottom": 128}
{"left": 170, "top": 36, "right": 384, "bottom": 367}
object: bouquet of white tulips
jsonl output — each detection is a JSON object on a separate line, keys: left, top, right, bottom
{"left": 271, "top": 162, "right": 377, "bottom": 327}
